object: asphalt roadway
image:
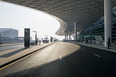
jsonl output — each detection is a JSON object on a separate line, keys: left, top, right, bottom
{"left": 0, "top": 42, "right": 116, "bottom": 77}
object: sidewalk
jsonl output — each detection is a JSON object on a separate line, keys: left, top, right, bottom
{"left": 0, "top": 42, "right": 23, "bottom": 47}
{"left": 0, "top": 43, "right": 54, "bottom": 67}
{"left": 74, "top": 42, "right": 116, "bottom": 52}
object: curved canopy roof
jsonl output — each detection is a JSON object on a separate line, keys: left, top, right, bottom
{"left": 2, "top": 0, "right": 116, "bottom": 35}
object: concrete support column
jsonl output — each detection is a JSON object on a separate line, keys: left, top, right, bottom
{"left": 69, "top": 31, "right": 71, "bottom": 41}
{"left": 104, "top": 0, "right": 112, "bottom": 46}
{"left": 67, "top": 32, "right": 68, "bottom": 40}
{"left": 65, "top": 33, "right": 66, "bottom": 41}
{"left": 74, "top": 22, "right": 77, "bottom": 41}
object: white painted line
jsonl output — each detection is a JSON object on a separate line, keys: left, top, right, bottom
{"left": 94, "top": 54, "right": 101, "bottom": 58}
{"left": 60, "top": 55, "right": 62, "bottom": 60}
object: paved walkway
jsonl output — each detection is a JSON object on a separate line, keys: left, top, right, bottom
{"left": 73, "top": 42, "right": 116, "bottom": 52}
{"left": 0, "top": 43, "right": 53, "bottom": 67}
{"left": 0, "top": 42, "right": 23, "bottom": 47}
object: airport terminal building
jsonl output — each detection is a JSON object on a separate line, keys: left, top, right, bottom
{"left": 79, "top": 7, "right": 116, "bottom": 44}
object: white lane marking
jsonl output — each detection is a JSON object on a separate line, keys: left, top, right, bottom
{"left": 60, "top": 55, "right": 62, "bottom": 60}
{"left": 94, "top": 54, "right": 101, "bottom": 58}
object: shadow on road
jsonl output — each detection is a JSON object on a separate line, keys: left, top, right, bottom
{"left": 2, "top": 45, "right": 116, "bottom": 77}
{"left": 0, "top": 48, "right": 25, "bottom": 57}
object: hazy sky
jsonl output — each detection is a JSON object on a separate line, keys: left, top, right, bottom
{"left": 0, "top": 1, "right": 64, "bottom": 40}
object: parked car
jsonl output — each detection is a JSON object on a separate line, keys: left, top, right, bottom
{"left": 42, "top": 40, "right": 49, "bottom": 43}
{"left": 30, "top": 40, "right": 35, "bottom": 45}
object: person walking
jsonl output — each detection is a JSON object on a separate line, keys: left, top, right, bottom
{"left": 39, "top": 40, "right": 41, "bottom": 45}
{"left": 107, "top": 37, "right": 111, "bottom": 49}
{"left": 50, "top": 37, "right": 53, "bottom": 42}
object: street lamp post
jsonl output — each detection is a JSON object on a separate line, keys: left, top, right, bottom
{"left": 0, "top": 33, "right": 1, "bottom": 45}
{"left": 33, "top": 31, "right": 38, "bottom": 45}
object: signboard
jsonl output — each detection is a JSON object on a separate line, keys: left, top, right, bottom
{"left": 95, "top": 36, "right": 103, "bottom": 41}
{"left": 24, "top": 28, "right": 30, "bottom": 48}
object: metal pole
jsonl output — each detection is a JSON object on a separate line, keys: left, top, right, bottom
{"left": 33, "top": 31, "right": 37, "bottom": 45}
{"left": 0, "top": 33, "right": 1, "bottom": 45}
{"left": 36, "top": 31, "right": 37, "bottom": 45}
{"left": 104, "top": 0, "right": 112, "bottom": 46}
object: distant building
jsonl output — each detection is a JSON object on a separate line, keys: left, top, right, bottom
{"left": 0, "top": 28, "right": 18, "bottom": 38}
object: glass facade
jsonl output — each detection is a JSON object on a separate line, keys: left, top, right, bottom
{"left": 79, "top": 7, "right": 116, "bottom": 43}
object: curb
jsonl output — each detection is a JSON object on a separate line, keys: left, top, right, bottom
{"left": 75, "top": 42, "right": 116, "bottom": 53}
{"left": 68, "top": 41, "right": 116, "bottom": 53}
{"left": 0, "top": 43, "right": 53, "bottom": 68}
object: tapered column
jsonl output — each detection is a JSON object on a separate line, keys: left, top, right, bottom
{"left": 67, "top": 32, "right": 68, "bottom": 40}
{"left": 74, "top": 22, "right": 77, "bottom": 41}
{"left": 104, "top": 0, "right": 112, "bottom": 46}
{"left": 69, "top": 31, "right": 71, "bottom": 41}
{"left": 65, "top": 32, "right": 66, "bottom": 41}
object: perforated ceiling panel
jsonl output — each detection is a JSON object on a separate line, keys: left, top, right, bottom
{"left": 2, "top": 0, "right": 116, "bottom": 35}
